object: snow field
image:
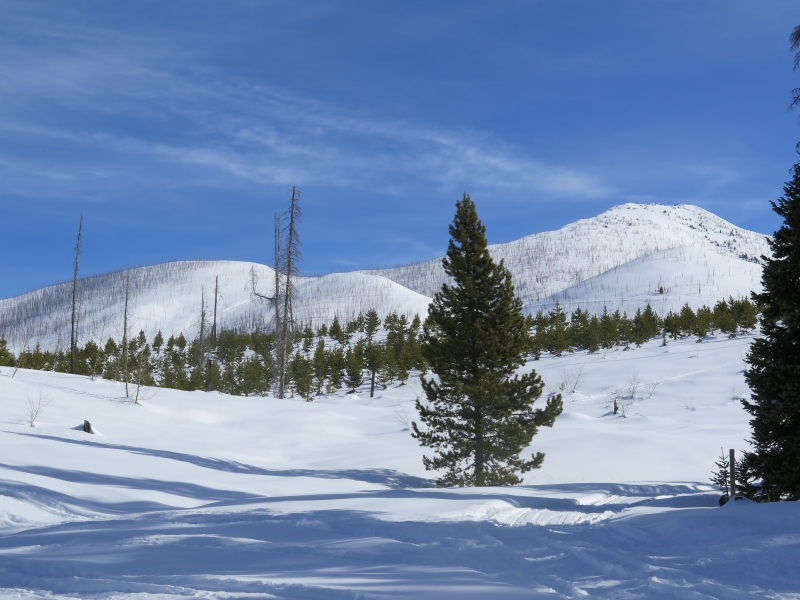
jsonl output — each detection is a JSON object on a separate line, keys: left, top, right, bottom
{"left": 0, "top": 334, "right": 798, "bottom": 598}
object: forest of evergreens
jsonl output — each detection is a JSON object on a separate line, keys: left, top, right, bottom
{"left": 0, "top": 298, "right": 758, "bottom": 400}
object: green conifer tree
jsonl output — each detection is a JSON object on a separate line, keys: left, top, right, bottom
{"left": 345, "top": 341, "right": 364, "bottom": 393}
{"left": 546, "top": 303, "right": 570, "bottom": 357}
{"left": 412, "top": 194, "right": 563, "bottom": 487}
{"left": 329, "top": 316, "right": 347, "bottom": 345}
{"left": 364, "top": 309, "right": 381, "bottom": 343}
{"left": 0, "top": 335, "right": 14, "bottom": 367}
{"left": 312, "top": 338, "right": 328, "bottom": 395}
{"left": 744, "top": 162, "right": 800, "bottom": 500}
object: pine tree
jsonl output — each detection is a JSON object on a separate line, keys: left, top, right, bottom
{"left": 364, "top": 309, "right": 381, "bottom": 343}
{"left": 312, "top": 338, "right": 328, "bottom": 395}
{"left": 0, "top": 334, "right": 14, "bottom": 367}
{"left": 412, "top": 194, "right": 563, "bottom": 487}
{"left": 744, "top": 162, "right": 800, "bottom": 500}
{"left": 546, "top": 303, "right": 570, "bottom": 356}
{"left": 329, "top": 316, "right": 348, "bottom": 345}
{"left": 713, "top": 299, "right": 736, "bottom": 338}
{"left": 345, "top": 341, "right": 364, "bottom": 393}
{"left": 710, "top": 448, "right": 730, "bottom": 495}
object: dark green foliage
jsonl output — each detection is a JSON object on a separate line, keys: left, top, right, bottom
{"left": 663, "top": 310, "right": 680, "bottom": 341}
{"left": 413, "top": 194, "right": 563, "bottom": 487}
{"left": 364, "top": 341, "right": 384, "bottom": 397}
{"left": 599, "top": 307, "right": 617, "bottom": 349}
{"left": 290, "top": 351, "right": 313, "bottom": 400}
{"left": 327, "top": 346, "right": 345, "bottom": 392}
{"left": 328, "top": 316, "right": 348, "bottom": 344}
{"left": 0, "top": 335, "right": 14, "bottom": 367}
{"left": 679, "top": 303, "right": 697, "bottom": 338}
{"left": 713, "top": 299, "right": 737, "bottom": 338}
{"left": 345, "top": 341, "right": 365, "bottom": 392}
{"left": 694, "top": 306, "right": 713, "bottom": 340}
{"left": 312, "top": 339, "right": 328, "bottom": 395}
{"left": 545, "top": 303, "right": 570, "bottom": 357}
{"left": 301, "top": 324, "right": 314, "bottom": 354}
{"left": 364, "top": 309, "right": 381, "bottom": 342}
{"left": 744, "top": 162, "right": 800, "bottom": 500}
{"left": 710, "top": 448, "right": 730, "bottom": 494}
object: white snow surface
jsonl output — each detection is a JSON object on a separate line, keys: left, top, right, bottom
{"left": 367, "top": 203, "right": 770, "bottom": 306}
{"left": 0, "top": 203, "right": 771, "bottom": 352}
{"left": 0, "top": 262, "right": 431, "bottom": 352}
{"left": 533, "top": 244, "right": 765, "bottom": 316}
{"left": 1, "top": 333, "right": 798, "bottom": 598}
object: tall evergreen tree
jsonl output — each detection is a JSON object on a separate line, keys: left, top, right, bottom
{"left": 744, "top": 162, "right": 800, "bottom": 500}
{"left": 412, "top": 194, "right": 563, "bottom": 487}
{"left": 0, "top": 335, "right": 14, "bottom": 367}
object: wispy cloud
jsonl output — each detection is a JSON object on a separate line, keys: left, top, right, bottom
{"left": 0, "top": 15, "right": 612, "bottom": 203}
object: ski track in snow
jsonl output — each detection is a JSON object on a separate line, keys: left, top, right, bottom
{"left": 0, "top": 334, "right": 798, "bottom": 598}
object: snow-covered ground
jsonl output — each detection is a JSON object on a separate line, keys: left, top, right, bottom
{"left": 1, "top": 333, "right": 798, "bottom": 599}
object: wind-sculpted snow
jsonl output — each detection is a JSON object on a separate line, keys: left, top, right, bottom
{"left": 1, "top": 334, "right": 798, "bottom": 597}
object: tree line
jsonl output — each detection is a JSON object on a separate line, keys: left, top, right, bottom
{"left": 0, "top": 309, "right": 426, "bottom": 401}
{"left": 528, "top": 296, "right": 758, "bottom": 358}
{"left": 0, "top": 296, "right": 760, "bottom": 399}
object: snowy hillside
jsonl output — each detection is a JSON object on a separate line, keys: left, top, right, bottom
{"left": 368, "top": 203, "right": 770, "bottom": 308}
{"left": 531, "top": 244, "right": 765, "bottom": 316}
{"left": 1, "top": 333, "right": 798, "bottom": 598}
{"left": 0, "top": 203, "right": 770, "bottom": 351}
{"left": 0, "top": 261, "right": 430, "bottom": 352}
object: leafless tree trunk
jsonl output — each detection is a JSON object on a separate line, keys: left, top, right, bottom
{"left": 122, "top": 274, "right": 130, "bottom": 398}
{"left": 277, "top": 187, "right": 301, "bottom": 399}
{"left": 211, "top": 276, "right": 219, "bottom": 343}
{"left": 198, "top": 287, "right": 206, "bottom": 368}
{"left": 272, "top": 211, "right": 285, "bottom": 396}
{"left": 11, "top": 325, "right": 32, "bottom": 379}
{"left": 70, "top": 214, "right": 83, "bottom": 374}
{"left": 247, "top": 190, "right": 301, "bottom": 400}
{"left": 26, "top": 390, "right": 50, "bottom": 427}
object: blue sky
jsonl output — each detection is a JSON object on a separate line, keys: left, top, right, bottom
{"left": 1, "top": 1, "right": 798, "bottom": 297}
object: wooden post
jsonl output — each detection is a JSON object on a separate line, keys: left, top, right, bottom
{"left": 729, "top": 448, "right": 737, "bottom": 499}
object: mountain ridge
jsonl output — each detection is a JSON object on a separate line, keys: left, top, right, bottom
{"left": 0, "top": 203, "right": 770, "bottom": 351}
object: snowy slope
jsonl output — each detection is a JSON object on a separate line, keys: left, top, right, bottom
{"left": 0, "top": 203, "right": 770, "bottom": 351}
{"left": 530, "top": 244, "right": 765, "bottom": 316}
{"left": 1, "top": 334, "right": 798, "bottom": 598}
{"left": 0, "top": 261, "right": 431, "bottom": 352}
{"left": 367, "top": 203, "right": 769, "bottom": 307}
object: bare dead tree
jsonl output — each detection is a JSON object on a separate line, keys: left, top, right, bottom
{"left": 211, "top": 276, "right": 219, "bottom": 343}
{"left": 70, "top": 214, "right": 83, "bottom": 374}
{"left": 277, "top": 188, "right": 302, "bottom": 399}
{"left": 272, "top": 211, "right": 285, "bottom": 395}
{"left": 627, "top": 369, "right": 640, "bottom": 400}
{"left": 122, "top": 274, "right": 131, "bottom": 398}
{"left": 25, "top": 390, "right": 51, "bottom": 427}
{"left": 11, "top": 324, "right": 32, "bottom": 379}
{"left": 570, "top": 363, "right": 585, "bottom": 394}
{"left": 644, "top": 377, "right": 663, "bottom": 399}
{"left": 198, "top": 287, "right": 206, "bottom": 368}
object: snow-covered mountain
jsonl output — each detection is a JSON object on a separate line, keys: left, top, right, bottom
{"left": 0, "top": 262, "right": 431, "bottom": 352}
{"left": 367, "top": 203, "right": 769, "bottom": 309}
{"left": 0, "top": 203, "right": 770, "bottom": 351}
